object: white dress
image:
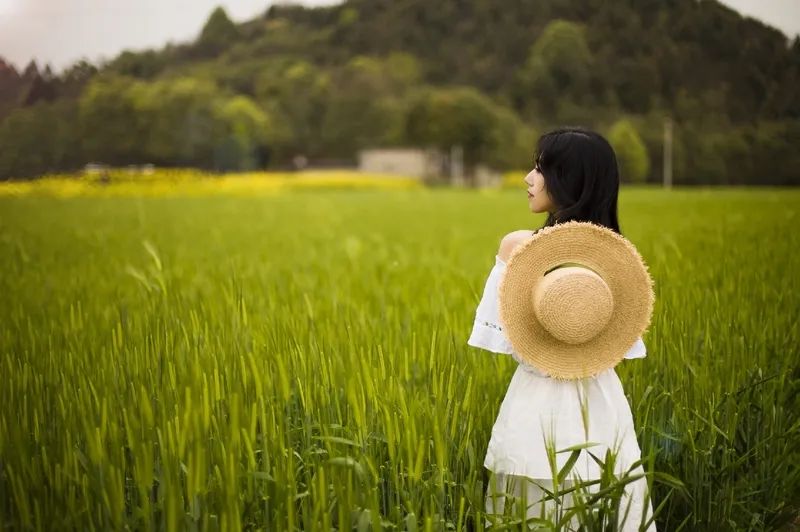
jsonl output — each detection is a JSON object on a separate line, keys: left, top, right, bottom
{"left": 468, "top": 255, "right": 657, "bottom": 531}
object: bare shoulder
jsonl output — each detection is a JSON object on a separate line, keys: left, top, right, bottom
{"left": 497, "top": 229, "right": 535, "bottom": 262}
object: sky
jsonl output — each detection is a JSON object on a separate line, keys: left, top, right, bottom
{"left": 1, "top": 0, "right": 798, "bottom": 75}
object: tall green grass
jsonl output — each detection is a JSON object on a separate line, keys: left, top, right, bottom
{"left": 0, "top": 187, "right": 798, "bottom": 530}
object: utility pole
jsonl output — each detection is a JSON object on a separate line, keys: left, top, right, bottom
{"left": 450, "top": 145, "right": 464, "bottom": 186}
{"left": 663, "top": 117, "right": 673, "bottom": 189}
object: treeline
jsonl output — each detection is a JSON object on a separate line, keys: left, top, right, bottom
{"left": 0, "top": 0, "right": 798, "bottom": 184}
{"left": 0, "top": 57, "right": 536, "bottom": 177}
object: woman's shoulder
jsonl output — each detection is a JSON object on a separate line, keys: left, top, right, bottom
{"left": 498, "top": 229, "right": 535, "bottom": 262}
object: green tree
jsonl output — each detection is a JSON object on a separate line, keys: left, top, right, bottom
{"left": 518, "top": 19, "right": 594, "bottom": 120}
{"left": 108, "top": 50, "right": 165, "bottom": 79}
{"left": 405, "top": 87, "right": 534, "bottom": 178}
{"left": 487, "top": 106, "right": 537, "bottom": 171}
{"left": 78, "top": 74, "right": 149, "bottom": 165}
{"left": 405, "top": 87, "right": 498, "bottom": 169}
{"left": 254, "top": 60, "right": 329, "bottom": 159}
{"left": 214, "top": 95, "right": 273, "bottom": 171}
{"left": 58, "top": 59, "right": 98, "bottom": 99}
{"left": 319, "top": 56, "right": 412, "bottom": 157}
{"left": 0, "top": 101, "right": 82, "bottom": 179}
{"left": 134, "top": 77, "right": 223, "bottom": 167}
{"left": 608, "top": 119, "right": 650, "bottom": 183}
{"left": 197, "top": 6, "right": 240, "bottom": 57}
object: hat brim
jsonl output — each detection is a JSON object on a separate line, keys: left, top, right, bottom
{"left": 498, "top": 221, "right": 655, "bottom": 380}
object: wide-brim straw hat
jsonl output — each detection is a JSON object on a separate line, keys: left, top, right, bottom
{"left": 498, "top": 220, "right": 655, "bottom": 380}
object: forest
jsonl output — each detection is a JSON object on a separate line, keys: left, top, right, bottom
{"left": 0, "top": 0, "right": 798, "bottom": 184}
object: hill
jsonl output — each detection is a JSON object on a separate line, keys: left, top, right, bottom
{"left": 0, "top": 0, "right": 798, "bottom": 183}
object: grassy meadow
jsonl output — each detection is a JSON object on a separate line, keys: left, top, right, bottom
{"left": 0, "top": 179, "right": 798, "bottom": 530}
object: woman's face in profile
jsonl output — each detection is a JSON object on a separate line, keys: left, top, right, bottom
{"left": 524, "top": 163, "right": 556, "bottom": 214}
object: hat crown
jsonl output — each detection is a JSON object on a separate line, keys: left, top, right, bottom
{"left": 531, "top": 265, "right": 614, "bottom": 344}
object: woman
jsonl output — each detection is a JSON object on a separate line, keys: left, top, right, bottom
{"left": 468, "top": 127, "right": 657, "bottom": 530}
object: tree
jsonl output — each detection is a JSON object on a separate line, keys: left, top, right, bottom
{"left": 21, "top": 73, "right": 58, "bottom": 106}
{"left": 0, "top": 100, "right": 82, "bottom": 179}
{"left": 197, "top": 6, "right": 240, "bottom": 57}
{"left": 405, "top": 87, "right": 532, "bottom": 180}
{"left": 108, "top": 50, "right": 165, "bottom": 79}
{"left": 134, "top": 76, "right": 224, "bottom": 167}
{"left": 58, "top": 60, "right": 98, "bottom": 99}
{"left": 319, "top": 56, "right": 413, "bottom": 157}
{"left": 405, "top": 87, "right": 497, "bottom": 167}
{"left": 20, "top": 60, "right": 40, "bottom": 82}
{"left": 78, "top": 74, "right": 149, "bottom": 165}
{"left": 214, "top": 95, "right": 273, "bottom": 171}
{"left": 488, "top": 107, "right": 537, "bottom": 171}
{"left": 608, "top": 119, "right": 650, "bottom": 183}
{"left": 0, "top": 57, "right": 23, "bottom": 121}
{"left": 518, "top": 19, "right": 594, "bottom": 120}
{"left": 254, "top": 60, "right": 329, "bottom": 158}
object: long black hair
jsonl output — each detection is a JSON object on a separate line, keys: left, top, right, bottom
{"left": 533, "top": 127, "right": 622, "bottom": 234}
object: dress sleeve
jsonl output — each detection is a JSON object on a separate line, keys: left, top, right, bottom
{"left": 622, "top": 336, "right": 648, "bottom": 359}
{"left": 467, "top": 255, "right": 515, "bottom": 355}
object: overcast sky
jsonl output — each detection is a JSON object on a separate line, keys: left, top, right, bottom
{"left": 1, "top": 0, "right": 798, "bottom": 74}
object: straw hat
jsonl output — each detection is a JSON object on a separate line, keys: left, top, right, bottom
{"left": 497, "top": 220, "right": 655, "bottom": 381}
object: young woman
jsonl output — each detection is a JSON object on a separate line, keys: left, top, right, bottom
{"left": 468, "top": 127, "right": 657, "bottom": 530}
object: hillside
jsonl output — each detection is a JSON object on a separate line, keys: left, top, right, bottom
{"left": 0, "top": 0, "right": 798, "bottom": 183}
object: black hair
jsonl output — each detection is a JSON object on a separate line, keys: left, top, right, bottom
{"left": 533, "top": 126, "right": 621, "bottom": 234}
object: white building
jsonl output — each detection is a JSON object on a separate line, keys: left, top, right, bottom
{"left": 358, "top": 148, "right": 441, "bottom": 178}
{"left": 358, "top": 147, "right": 502, "bottom": 187}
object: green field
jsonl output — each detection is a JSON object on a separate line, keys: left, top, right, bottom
{"left": 1, "top": 187, "right": 799, "bottom": 530}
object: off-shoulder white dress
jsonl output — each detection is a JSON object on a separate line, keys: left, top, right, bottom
{"left": 468, "top": 255, "right": 657, "bottom": 531}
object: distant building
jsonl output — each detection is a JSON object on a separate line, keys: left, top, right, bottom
{"left": 358, "top": 148, "right": 442, "bottom": 179}
{"left": 461, "top": 164, "right": 503, "bottom": 188}
{"left": 84, "top": 162, "right": 110, "bottom": 175}
{"left": 86, "top": 163, "right": 154, "bottom": 176}
{"left": 357, "top": 147, "right": 501, "bottom": 187}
